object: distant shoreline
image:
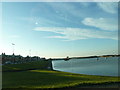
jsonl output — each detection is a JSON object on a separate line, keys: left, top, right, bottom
{"left": 50, "top": 54, "right": 120, "bottom": 60}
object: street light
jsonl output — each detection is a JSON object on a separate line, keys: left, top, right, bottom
{"left": 12, "top": 43, "right": 15, "bottom": 54}
{"left": 11, "top": 43, "right": 15, "bottom": 63}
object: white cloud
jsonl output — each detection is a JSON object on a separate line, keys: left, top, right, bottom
{"left": 34, "top": 27, "right": 117, "bottom": 40}
{"left": 3, "top": 0, "right": 119, "bottom": 2}
{"left": 20, "top": 17, "right": 62, "bottom": 26}
{"left": 79, "top": 2, "right": 90, "bottom": 7}
{"left": 97, "top": 2, "right": 118, "bottom": 14}
{"left": 9, "top": 35, "right": 20, "bottom": 38}
{"left": 22, "top": 3, "right": 118, "bottom": 29}
{"left": 82, "top": 17, "right": 117, "bottom": 31}
{"left": 94, "top": 0, "right": 119, "bottom": 2}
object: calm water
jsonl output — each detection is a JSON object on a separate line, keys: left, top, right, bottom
{"left": 52, "top": 57, "right": 119, "bottom": 76}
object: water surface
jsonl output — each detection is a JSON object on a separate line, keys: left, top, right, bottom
{"left": 52, "top": 57, "right": 119, "bottom": 76}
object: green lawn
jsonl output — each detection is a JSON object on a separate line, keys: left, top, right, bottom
{"left": 3, "top": 70, "right": 119, "bottom": 89}
{"left": 2, "top": 61, "right": 120, "bottom": 89}
{"left": 2, "top": 60, "right": 52, "bottom": 71}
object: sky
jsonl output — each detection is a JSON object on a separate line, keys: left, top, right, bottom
{"left": 1, "top": 2, "right": 118, "bottom": 58}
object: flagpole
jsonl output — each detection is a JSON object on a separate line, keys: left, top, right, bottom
{"left": 12, "top": 43, "right": 15, "bottom": 54}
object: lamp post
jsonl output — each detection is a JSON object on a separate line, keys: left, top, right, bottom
{"left": 12, "top": 43, "right": 15, "bottom": 63}
{"left": 12, "top": 43, "right": 15, "bottom": 54}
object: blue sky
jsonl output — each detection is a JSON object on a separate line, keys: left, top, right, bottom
{"left": 1, "top": 2, "right": 118, "bottom": 58}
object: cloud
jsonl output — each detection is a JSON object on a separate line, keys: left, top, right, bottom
{"left": 30, "top": 2, "right": 92, "bottom": 25}
{"left": 21, "top": 3, "right": 118, "bottom": 29}
{"left": 97, "top": 2, "right": 118, "bottom": 14}
{"left": 20, "top": 17, "right": 61, "bottom": 26}
{"left": 47, "top": 2, "right": 87, "bottom": 18}
{"left": 9, "top": 35, "right": 20, "bottom": 38}
{"left": 79, "top": 2, "right": 90, "bottom": 7}
{"left": 82, "top": 17, "right": 117, "bottom": 31}
{"left": 3, "top": 0, "right": 119, "bottom": 2}
{"left": 33, "top": 27, "right": 117, "bottom": 41}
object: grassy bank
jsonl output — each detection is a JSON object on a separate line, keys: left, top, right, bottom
{"left": 2, "top": 60, "right": 52, "bottom": 71}
{"left": 2, "top": 61, "right": 120, "bottom": 89}
{"left": 3, "top": 70, "right": 119, "bottom": 89}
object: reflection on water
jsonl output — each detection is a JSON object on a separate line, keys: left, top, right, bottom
{"left": 52, "top": 57, "right": 119, "bottom": 76}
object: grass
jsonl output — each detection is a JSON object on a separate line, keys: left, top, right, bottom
{"left": 3, "top": 70, "right": 119, "bottom": 89}
{"left": 2, "top": 60, "right": 120, "bottom": 89}
{"left": 2, "top": 60, "right": 52, "bottom": 71}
